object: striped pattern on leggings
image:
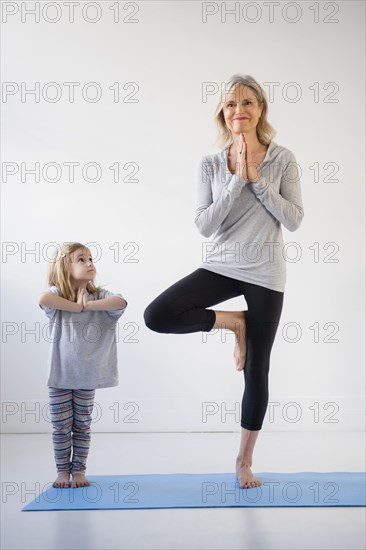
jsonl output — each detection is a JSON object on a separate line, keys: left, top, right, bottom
{"left": 48, "top": 388, "right": 95, "bottom": 473}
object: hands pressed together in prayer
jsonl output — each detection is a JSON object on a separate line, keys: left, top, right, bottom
{"left": 77, "top": 287, "right": 89, "bottom": 311}
{"left": 235, "top": 132, "right": 261, "bottom": 183}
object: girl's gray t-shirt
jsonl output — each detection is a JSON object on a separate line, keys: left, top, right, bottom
{"left": 39, "top": 286, "right": 126, "bottom": 389}
{"left": 194, "top": 140, "right": 304, "bottom": 292}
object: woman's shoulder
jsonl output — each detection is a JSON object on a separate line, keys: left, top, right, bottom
{"left": 200, "top": 141, "right": 293, "bottom": 158}
{"left": 198, "top": 149, "right": 227, "bottom": 171}
{"left": 200, "top": 148, "right": 227, "bottom": 161}
{"left": 198, "top": 141, "right": 296, "bottom": 170}
{"left": 269, "top": 141, "right": 296, "bottom": 158}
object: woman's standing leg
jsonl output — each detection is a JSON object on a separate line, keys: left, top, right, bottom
{"left": 48, "top": 387, "right": 73, "bottom": 488}
{"left": 70, "top": 389, "right": 95, "bottom": 488}
{"left": 236, "top": 282, "right": 284, "bottom": 488}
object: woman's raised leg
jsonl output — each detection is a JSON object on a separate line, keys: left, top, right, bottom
{"left": 144, "top": 268, "right": 247, "bottom": 370}
{"left": 144, "top": 268, "right": 241, "bottom": 334}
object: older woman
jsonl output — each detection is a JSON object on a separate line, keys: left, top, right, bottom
{"left": 144, "top": 74, "right": 304, "bottom": 489}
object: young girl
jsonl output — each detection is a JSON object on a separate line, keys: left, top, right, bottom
{"left": 39, "top": 242, "right": 128, "bottom": 488}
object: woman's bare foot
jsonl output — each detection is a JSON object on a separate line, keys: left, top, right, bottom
{"left": 236, "top": 458, "right": 262, "bottom": 489}
{"left": 53, "top": 472, "right": 70, "bottom": 488}
{"left": 213, "top": 310, "right": 247, "bottom": 371}
{"left": 233, "top": 311, "right": 247, "bottom": 371}
{"left": 71, "top": 472, "right": 91, "bottom": 488}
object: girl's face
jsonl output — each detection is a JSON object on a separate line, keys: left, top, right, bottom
{"left": 69, "top": 248, "right": 96, "bottom": 286}
{"left": 222, "top": 85, "right": 263, "bottom": 136}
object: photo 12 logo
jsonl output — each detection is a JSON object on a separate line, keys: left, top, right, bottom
{"left": 1, "top": 1, "right": 140, "bottom": 24}
{"left": 201, "top": 81, "right": 340, "bottom": 104}
{"left": 1, "top": 81, "right": 140, "bottom": 103}
{"left": 201, "top": 2, "right": 340, "bottom": 24}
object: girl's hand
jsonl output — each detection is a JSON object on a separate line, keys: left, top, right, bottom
{"left": 235, "top": 133, "right": 260, "bottom": 183}
{"left": 76, "top": 288, "right": 84, "bottom": 312}
{"left": 82, "top": 289, "right": 89, "bottom": 311}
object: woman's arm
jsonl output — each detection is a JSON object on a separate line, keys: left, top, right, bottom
{"left": 39, "top": 292, "right": 83, "bottom": 313}
{"left": 194, "top": 156, "right": 247, "bottom": 238}
{"left": 249, "top": 151, "right": 304, "bottom": 232}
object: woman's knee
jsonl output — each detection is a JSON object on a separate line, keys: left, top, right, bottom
{"left": 143, "top": 301, "right": 170, "bottom": 333}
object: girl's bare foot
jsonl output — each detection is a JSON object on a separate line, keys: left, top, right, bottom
{"left": 53, "top": 472, "right": 70, "bottom": 488}
{"left": 71, "top": 472, "right": 91, "bottom": 488}
{"left": 236, "top": 458, "right": 262, "bottom": 489}
{"left": 233, "top": 311, "right": 247, "bottom": 371}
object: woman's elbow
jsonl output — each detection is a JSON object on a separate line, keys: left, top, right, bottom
{"left": 194, "top": 218, "right": 212, "bottom": 238}
{"left": 286, "top": 208, "right": 304, "bottom": 232}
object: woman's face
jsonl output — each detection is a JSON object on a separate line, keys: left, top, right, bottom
{"left": 69, "top": 247, "right": 96, "bottom": 285}
{"left": 222, "top": 85, "right": 263, "bottom": 137}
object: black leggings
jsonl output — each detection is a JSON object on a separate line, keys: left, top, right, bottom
{"left": 143, "top": 268, "right": 284, "bottom": 431}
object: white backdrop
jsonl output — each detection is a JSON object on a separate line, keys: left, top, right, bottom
{"left": 1, "top": 0, "right": 364, "bottom": 433}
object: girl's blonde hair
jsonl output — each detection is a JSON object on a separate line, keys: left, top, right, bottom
{"left": 214, "top": 74, "right": 276, "bottom": 149}
{"left": 48, "top": 242, "right": 103, "bottom": 301}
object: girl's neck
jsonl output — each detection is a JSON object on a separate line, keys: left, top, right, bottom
{"left": 72, "top": 283, "right": 88, "bottom": 291}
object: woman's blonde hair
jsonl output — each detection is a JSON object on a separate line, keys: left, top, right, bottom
{"left": 47, "top": 242, "right": 103, "bottom": 301}
{"left": 214, "top": 74, "right": 276, "bottom": 149}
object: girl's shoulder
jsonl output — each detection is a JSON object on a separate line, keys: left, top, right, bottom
{"left": 94, "top": 287, "right": 108, "bottom": 300}
{"left": 44, "top": 285, "right": 60, "bottom": 295}
{"left": 95, "top": 287, "right": 121, "bottom": 300}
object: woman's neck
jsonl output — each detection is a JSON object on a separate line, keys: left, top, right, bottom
{"left": 229, "top": 132, "right": 263, "bottom": 156}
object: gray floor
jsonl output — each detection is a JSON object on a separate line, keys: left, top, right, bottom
{"left": 1, "top": 432, "right": 365, "bottom": 550}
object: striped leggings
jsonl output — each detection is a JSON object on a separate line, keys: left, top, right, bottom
{"left": 48, "top": 388, "right": 95, "bottom": 474}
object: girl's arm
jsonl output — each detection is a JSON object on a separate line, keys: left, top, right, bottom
{"left": 84, "top": 296, "right": 127, "bottom": 312}
{"left": 39, "top": 292, "right": 83, "bottom": 313}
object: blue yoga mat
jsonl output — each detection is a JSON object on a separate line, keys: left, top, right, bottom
{"left": 22, "top": 472, "right": 366, "bottom": 511}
